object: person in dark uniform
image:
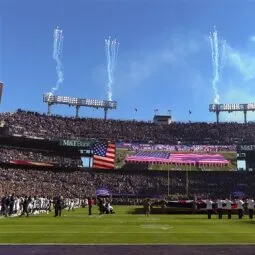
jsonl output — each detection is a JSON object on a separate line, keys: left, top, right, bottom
{"left": 143, "top": 199, "right": 151, "bottom": 216}
{"left": 98, "top": 197, "right": 103, "bottom": 215}
{"left": 161, "top": 198, "right": 167, "bottom": 214}
{"left": 88, "top": 197, "right": 93, "bottom": 215}
{"left": 192, "top": 197, "right": 197, "bottom": 214}
{"left": 1, "top": 194, "right": 8, "bottom": 216}
{"left": 20, "top": 196, "right": 30, "bottom": 217}
{"left": 4, "top": 193, "right": 10, "bottom": 217}
{"left": 102, "top": 198, "right": 107, "bottom": 214}
{"left": 53, "top": 196, "right": 58, "bottom": 217}
{"left": 54, "top": 196, "right": 64, "bottom": 217}
{"left": 9, "top": 193, "right": 15, "bottom": 216}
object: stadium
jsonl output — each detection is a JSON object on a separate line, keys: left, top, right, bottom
{"left": 2, "top": 2, "right": 255, "bottom": 255}
{"left": 2, "top": 89, "right": 255, "bottom": 254}
{"left": 1, "top": 95, "right": 255, "bottom": 254}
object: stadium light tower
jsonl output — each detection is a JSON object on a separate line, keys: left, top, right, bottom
{"left": 209, "top": 103, "right": 255, "bottom": 123}
{"left": 43, "top": 93, "right": 117, "bottom": 120}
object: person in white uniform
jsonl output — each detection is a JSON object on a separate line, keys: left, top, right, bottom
{"left": 237, "top": 199, "right": 244, "bottom": 219}
{"left": 225, "top": 199, "right": 232, "bottom": 219}
{"left": 206, "top": 198, "right": 213, "bottom": 219}
{"left": 217, "top": 199, "right": 223, "bottom": 219}
{"left": 247, "top": 198, "right": 254, "bottom": 219}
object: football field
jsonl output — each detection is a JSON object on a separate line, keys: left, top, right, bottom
{"left": 0, "top": 206, "right": 255, "bottom": 244}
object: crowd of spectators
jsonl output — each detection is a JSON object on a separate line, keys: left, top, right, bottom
{"left": 0, "top": 109, "right": 253, "bottom": 205}
{"left": 1, "top": 110, "right": 255, "bottom": 144}
{"left": 0, "top": 147, "right": 82, "bottom": 167}
{"left": 0, "top": 168, "right": 254, "bottom": 201}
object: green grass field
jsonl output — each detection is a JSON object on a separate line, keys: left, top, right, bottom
{"left": 0, "top": 206, "right": 255, "bottom": 244}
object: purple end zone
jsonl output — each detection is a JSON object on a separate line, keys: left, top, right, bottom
{"left": 0, "top": 245, "right": 255, "bottom": 255}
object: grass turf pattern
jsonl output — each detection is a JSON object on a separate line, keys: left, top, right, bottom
{"left": 0, "top": 206, "right": 254, "bottom": 244}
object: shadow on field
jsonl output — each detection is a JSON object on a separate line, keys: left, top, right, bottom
{"left": 239, "top": 220, "right": 255, "bottom": 225}
{"left": 130, "top": 207, "right": 206, "bottom": 215}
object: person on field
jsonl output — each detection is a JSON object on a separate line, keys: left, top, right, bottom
{"left": 1, "top": 193, "right": 9, "bottom": 217}
{"left": 217, "top": 198, "right": 223, "bottom": 219}
{"left": 68, "top": 199, "right": 75, "bottom": 212}
{"left": 105, "top": 201, "right": 114, "bottom": 214}
{"left": 143, "top": 199, "right": 151, "bottom": 216}
{"left": 225, "top": 198, "right": 232, "bottom": 219}
{"left": 192, "top": 197, "right": 197, "bottom": 214}
{"left": 88, "top": 197, "right": 93, "bottom": 215}
{"left": 54, "top": 196, "right": 64, "bottom": 217}
{"left": 20, "top": 196, "right": 31, "bottom": 217}
{"left": 237, "top": 198, "right": 244, "bottom": 219}
{"left": 9, "top": 193, "right": 15, "bottom": 216}
{"left": 206, "top": 198, "right": 213, "bottom": 219}
{"left": 161, "top": 198, "right": 167, "bottom": 214}
{"left": 247, "top": 198, "right": 254, "bottom": 219}
{"left": 98, "top": 197, "right": 103, "bottom": 215}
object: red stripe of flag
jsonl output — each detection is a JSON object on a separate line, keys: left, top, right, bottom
{"left": 93, "top": 143, "right": 116, "bottom": 169}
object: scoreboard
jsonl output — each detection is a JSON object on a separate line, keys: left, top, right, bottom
{"left": 236, "top": 145, "right": 255, "bottom": 171}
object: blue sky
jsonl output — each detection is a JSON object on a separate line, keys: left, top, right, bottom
{"left": 1, "top": 0, "right": 255, "bottom": 122}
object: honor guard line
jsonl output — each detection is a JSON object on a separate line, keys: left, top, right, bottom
{"left": 43, "top": 93, "right": 117, "bottom": 120}
{"left": 209, "top": 103, "right": 255, "bottom": 124}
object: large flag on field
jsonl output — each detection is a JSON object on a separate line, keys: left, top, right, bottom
{"left": 125, "top": 151, "right": 229, "bottom": 166}
{"left": 93, "top": 142, "right": 116, "bottom": 169}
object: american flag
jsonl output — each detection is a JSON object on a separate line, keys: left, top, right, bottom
{"left": 125, "top": 152, "right": 229, "bottom": 165}
{"left": 93, "top": 142, "right": 116, "bottom": 169}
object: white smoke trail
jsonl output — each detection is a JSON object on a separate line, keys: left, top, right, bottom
{"left": 220, "top": 39, "right": 226, "bottom": 77}
{"left": 51, "top": 26, "right": 64, "bottom": 94}
{"left": 209, "top": 26, "right": 226, "bottom": 104}
{"left": 105, "top": 36, "right": 119, "bottom": 101}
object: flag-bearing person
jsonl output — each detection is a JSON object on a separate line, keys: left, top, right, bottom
{"left": 247, "top": 198, "right": 254, "bottom": 219}
{"left": 206, "top": 198, "right": 213, "bottom": 219}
